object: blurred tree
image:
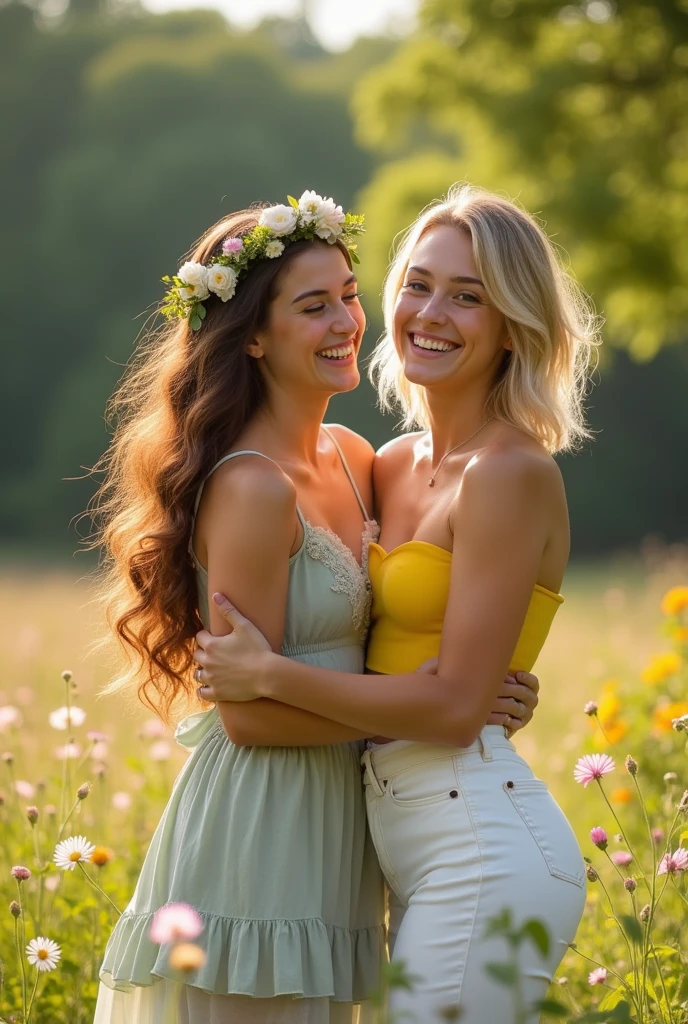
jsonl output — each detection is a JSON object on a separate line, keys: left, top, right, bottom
{"left": 353, "top": 0, "right": 688, "bottom": 358}
{"left": 0, "top": 4, "right": 374, "bottom": 543}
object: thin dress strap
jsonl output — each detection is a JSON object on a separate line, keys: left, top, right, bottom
{"left": 321, "top": 426, "right": 371, "bottom": 522}
{"left": 188, "top": 450, "right": 305, "bottom": 563}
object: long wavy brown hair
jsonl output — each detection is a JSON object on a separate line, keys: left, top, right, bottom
{"left": 90, "top": 208, "right": 349, "bottom": 721}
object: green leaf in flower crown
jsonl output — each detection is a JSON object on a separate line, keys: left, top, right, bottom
{"left": 349, "top": 250, "right": 360, "bottom": 264}
{"left": 190, "top": 314, "right": 202, "bottom": 331}
{"left": 288, "top": 195, "right": 299, "bottom": 209}
{"left": 196, "top": 304, "right": 207, "bottom": 320}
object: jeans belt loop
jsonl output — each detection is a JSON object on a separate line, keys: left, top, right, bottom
{"left": 361, "top": 748, "right": 385, "bottom": 797}
{"left": 479, "top": 730, "right": 493, "bottom": 761}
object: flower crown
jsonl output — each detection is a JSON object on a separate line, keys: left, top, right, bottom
{"left": 161, "top": 190, "right": 365, "bottom": 331}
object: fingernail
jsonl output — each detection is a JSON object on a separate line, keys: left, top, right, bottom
{"left": 515, "top": 672, "right": 524, "bottom": 682}
{"left": 212, "top": 593, "right": 224, "bottom": 605}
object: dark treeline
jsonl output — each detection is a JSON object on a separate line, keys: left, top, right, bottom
{"left": 1, "top": 0, "right": 686, "bottom": 557}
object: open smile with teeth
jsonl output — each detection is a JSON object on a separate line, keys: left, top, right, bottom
{"left": 411, "top": 333, "right": 460, "bottom": 352}
{"left": 317, "top": 342, "right": 355, "bottom": 361}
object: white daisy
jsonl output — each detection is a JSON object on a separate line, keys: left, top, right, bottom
{"left": 48, "top": 705, "right": 86, "bottom": 731}
{"left": 53, "top": 835, "right": 96, "bottom": 871}
{"left": 26, "top": 937, "right": 61, "bottom": 972}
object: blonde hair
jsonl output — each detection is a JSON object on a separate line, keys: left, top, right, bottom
{"left": 369, "top": 184, "right": 599, "bottom": 453}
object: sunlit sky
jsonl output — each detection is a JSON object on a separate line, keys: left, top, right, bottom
{"left": 141, "top": 0, "right": 419, "bottom": 50}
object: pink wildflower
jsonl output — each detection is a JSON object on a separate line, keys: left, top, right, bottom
{"left": 588, "top": 967, "right": 607, "bottom": 985}
{"left": 12, "top": 866, "right": 31, "bottom": 881}
{"left": 583, "top": 701, "right": 598, "bottom": 716}
{"left": 574, "top": 754, "right": 615, "bottom": 787}
{"left": 14, "top": 780, "right": 35, "bottom": 799}
{"left": 149, "top": 740, "right": 171, "bottom": 762}
{"left": 55, "top": 743, "right": 82, "bottom": 761}
{"left": 150, "top": 903, "right": 203, "bottom": 944}
{"left": 590, "top": 827, "right": 608, "bottom": 850}
{"left": 652, "top": 828, "right": 664, "bottom": 844}
{"left": 221, "top": 237, "right": 243, "bottom": 255}
{"left": 611, "top": 851, "right": 632, "bottom": 867}
{"left": 658, "top": 848, "right": 688, "bottom": 875}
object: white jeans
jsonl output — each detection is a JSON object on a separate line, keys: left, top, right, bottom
{"left": 362, "top": 727, "right": 586, "bottom": 1023}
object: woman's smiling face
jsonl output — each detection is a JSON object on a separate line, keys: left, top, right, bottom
{"left": 249, "top": 242, "right": 365, "bottom": 399}
{"left": 393, "top": 224, "right": 512, "bottom": 395}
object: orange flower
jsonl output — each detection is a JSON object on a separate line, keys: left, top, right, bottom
{"left": 652, "top": 702, "right": 688, "bottom": 735}
{"left": 610, "top": 787, "right": 633, "bottom": 805}
{"left": 642, "top": 652, "right": 681, "bottom": 685}
{"left": 593, "top": 718, "right": 628, "bottom": 749}
{"left": 661, "top": 587, "right": 688, "bottom": 617}
{"left": 169, "top": 943, "right": 207, "bottom": 972}
{"left": 90, "top": 846, "right": 114, "bottom": 867}
{"left": 591, "top": 685, "right": 628, "bottom": 748}
{"left": 672, "top": 626, "right": 688, "bottom": 645}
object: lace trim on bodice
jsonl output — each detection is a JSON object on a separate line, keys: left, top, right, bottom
{"left": 305, "top": 520, "right": 379, "bottom": 642}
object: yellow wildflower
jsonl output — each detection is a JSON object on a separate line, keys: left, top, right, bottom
{"left": 652, "top": 701, "right": 688, "bottom": 735}
{"left": 610, "top": 787, "right": 633, "bottom": 805}
{"left": 672, "top": 626, "right": 688, "bottom": 645}
{"left": 642, "top": 652, "right": 681, "bottom": 685}
{"left": 661, "top": 587, "right": 688, "bottom": 617}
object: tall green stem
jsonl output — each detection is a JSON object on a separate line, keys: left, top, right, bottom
{"left": 76, "top": 862, "right": 122, "bottom": 916}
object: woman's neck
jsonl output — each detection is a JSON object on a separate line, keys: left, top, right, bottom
{"left": 424, "top": 385, "right": 492, "bottom": 459}
{"left": 246, "top": 388, "right": 331, "bottom": 468}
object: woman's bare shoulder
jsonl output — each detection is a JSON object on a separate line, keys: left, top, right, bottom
{"left": 325, "top": 422, "right": 375, "bottom": 463}
{"left": 374, "top": 430, "right": 423, "bottom": 477}
{"left": 201, "top": 453, "right": 297, "bottom": 519}
{"left": 461, "top": 433, "right": 563, "bottom": 509}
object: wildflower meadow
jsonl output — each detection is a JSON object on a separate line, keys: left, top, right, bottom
{"left": 0, "top": 552, "right": 687, "bottom": 1023}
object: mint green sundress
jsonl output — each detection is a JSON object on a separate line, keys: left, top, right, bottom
{"left": 94, "top": 435, "right": 385, "bottom": 1024}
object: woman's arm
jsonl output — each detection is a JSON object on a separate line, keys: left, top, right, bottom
{"left": 195, "top": 458, "right": 367, "bottom": 746}
{"left": 198, "top": 450, "right": 559, "bottom": 746}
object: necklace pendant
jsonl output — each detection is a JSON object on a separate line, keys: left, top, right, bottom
{"left": 428, "top": 478, "right": 435, "bottom": 487}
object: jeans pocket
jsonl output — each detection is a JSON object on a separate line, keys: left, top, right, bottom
{"left": 387, "top": 760, "right": 456, "bottom": 807}
{"left": 504, "top": 779, "right": 585, "bottom": 887}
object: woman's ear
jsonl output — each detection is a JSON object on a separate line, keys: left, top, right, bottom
{"left": 245, "top": 338, "right": 264, "bottom": 360}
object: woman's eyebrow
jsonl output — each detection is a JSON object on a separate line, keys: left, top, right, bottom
{"left": 407, "top": 265, "right": 484, "bottom": 287}
{"left": 292, "top": 275, "right": 357, "bottom": 305}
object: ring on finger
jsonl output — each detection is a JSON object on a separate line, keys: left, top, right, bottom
{"left": 194, "top": 666, "right": 203, "bottom": 684}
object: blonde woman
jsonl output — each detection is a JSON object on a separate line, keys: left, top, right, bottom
{"left": 194, "top": 185, "right": 596, "bottom": 1022}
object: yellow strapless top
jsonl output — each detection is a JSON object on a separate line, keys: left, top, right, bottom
{"left": 365, "top": 541, "right": 564, "bottom": 675}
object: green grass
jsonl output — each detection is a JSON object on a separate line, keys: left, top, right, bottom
{"left": 0, "top": 550, "right": 686, "bottom": 1022}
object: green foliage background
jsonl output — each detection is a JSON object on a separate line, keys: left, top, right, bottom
{"left": 1, "top": 0, "right": 686, "bottom": 556}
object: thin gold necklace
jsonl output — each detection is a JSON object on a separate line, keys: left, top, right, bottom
{"left": 428, "top": 419, "right": 493, "bottom": 487}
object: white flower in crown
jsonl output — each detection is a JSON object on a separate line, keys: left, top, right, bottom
{"left": 314, "top": 197, "right": 346, "bottom": 243}
{"left": 207, "top": 265, "right": 238, "bottom": 302}
{"left": 298, "top": 190, "right": 328, "bottom": 225}
{"left": 259, "top": 204, "right": 298, "bottom": 237}
{"left": 265, "top": 240, "right": 285, "bottom": 258}
{"left": 178, "top": 262, "right": 209, "bottom": 302}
